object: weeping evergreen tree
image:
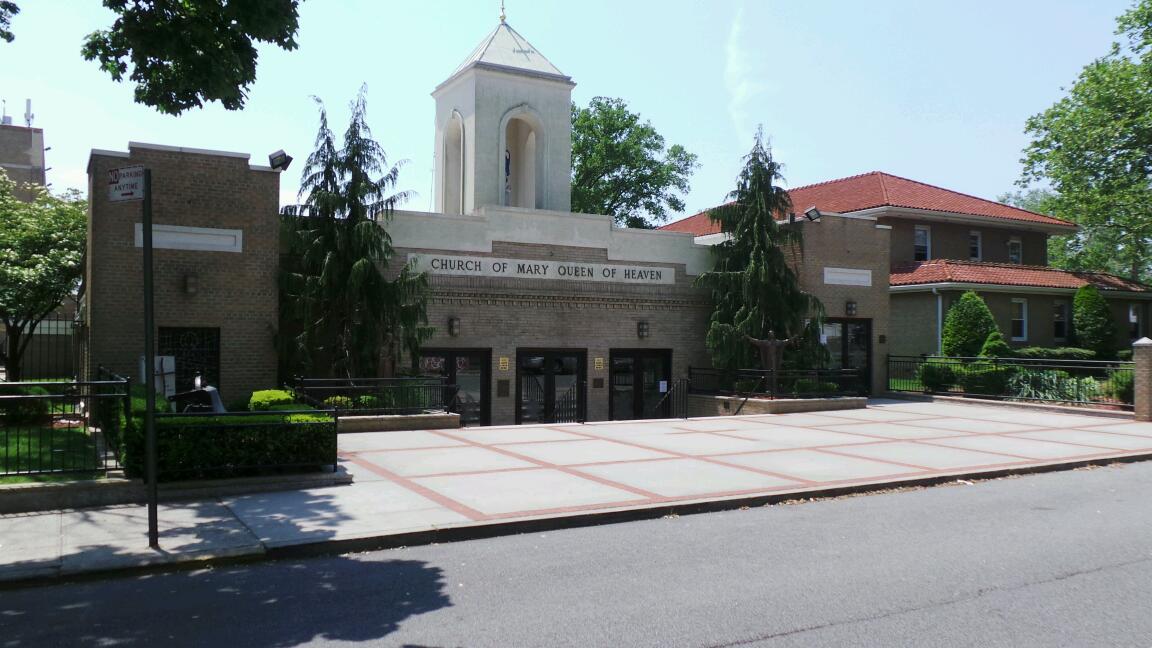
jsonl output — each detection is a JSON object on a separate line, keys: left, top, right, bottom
{"left": 280, "top": 87, "right": 432, "bottom": 378}
{"left": 695, "top": 129, "right": 825, "bottom": 370}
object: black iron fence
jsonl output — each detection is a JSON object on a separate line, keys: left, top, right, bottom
{"left": 649, "top": 378, "right": 690, "bottom": 419}
{"left": 688, "top": 367, "right": 867, "bottom": 399}
{"left": 888, "top": 355, "right": 1135, "bottom": 411}
{"left": 0, "top": 314, "right": 80, "bottom": 382}
{"left": 291, "top": 376, "right": 457, "bottom": 416}
{"left": 0, "top": 373, "right": 129, "bottom": 478}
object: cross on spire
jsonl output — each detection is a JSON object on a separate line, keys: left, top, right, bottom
{"left": 500, "top": 0, "right": 506, "bottom": 23}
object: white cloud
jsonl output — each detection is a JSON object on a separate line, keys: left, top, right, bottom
{"left": 724, "top": 3, "right": 769, "bottom": 139}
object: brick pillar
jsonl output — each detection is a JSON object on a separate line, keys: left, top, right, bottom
{"left": 1134, "top": 337, "right": 1152, "bottom": 421}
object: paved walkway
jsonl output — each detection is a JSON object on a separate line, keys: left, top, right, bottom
{"left": 5, "top": 400, "right": 1152, "bottom": 582}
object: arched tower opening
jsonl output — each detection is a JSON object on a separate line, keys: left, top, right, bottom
{"left": 503, "top": 115, "right": 540, "bottom": 209}
{"left": 442, "top": 111, "right": 465, "bottom": 215}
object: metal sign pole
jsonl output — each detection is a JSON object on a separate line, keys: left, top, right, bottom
{"left": 142, "top": 168, "right": 159, "bottom": 549}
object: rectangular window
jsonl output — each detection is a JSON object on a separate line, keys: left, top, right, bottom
{"left": 1011, "top": 299, "right": 1028, "bottom": 341}
{"left": 1053, "top": 301, "right": 1068, "bottom": 341}
{"left": 1007, "top": 237, "right": 1023, "bottom": 264}
{"left": 913, "top": 225, "right": 931, "bottom": 261}
{"left": 968, "top": 231, "right": 982, "bottom": 261}
{"left": 1130, "top": 304, "right": 1142, "bottom": 340}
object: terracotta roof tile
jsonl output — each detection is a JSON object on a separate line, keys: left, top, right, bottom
{"left": 661, "top": 171, "right": 1075, "bottom": 235}
{"left": 890, "top": 260, "right": 1151, "bottom": 293}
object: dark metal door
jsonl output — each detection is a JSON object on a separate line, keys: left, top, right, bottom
{"left": 516, "top": 350, "right": 586, "bottom": 424}
{"left": 822, "top": 319, "right": 872, "bottom": 394}
{"left": 609, "top": 349, "right": 672, "bottom": 420}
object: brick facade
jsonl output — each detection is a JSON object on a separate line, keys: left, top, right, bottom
{"left": 85, "top": 144, "right": 280, "bottom": 404}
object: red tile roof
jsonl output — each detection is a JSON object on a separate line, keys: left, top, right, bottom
{"left": 661, "top": 171, "right": 1076, "bottom": 235}
{"left": 890, "top": 260, "right": 1151, "bottom": 293}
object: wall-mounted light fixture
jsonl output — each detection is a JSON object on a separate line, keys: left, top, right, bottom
{"left": 845, "top": 300, "right": 858, "bottom": 317}
{"left": 448, "top": 316, "right": 461, "bottom": 337}
{"left": 637, "top": 321, "right": 650, "bottom": 339}
{"left": 268, "top": 149, "right": 293, "bottom": 171}
{"left": 804, "top": 206, "right": 822, "bottom": 222}
{"left": 183, "top": 273, "right": 198, "bottom": 295}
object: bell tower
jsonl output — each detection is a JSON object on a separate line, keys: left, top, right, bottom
{"left": 432, "top": 16, "right": 575, "bottom": 214}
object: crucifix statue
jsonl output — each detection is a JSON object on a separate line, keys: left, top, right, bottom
{"left": 745, "top": 331, "right": 794, "bottom": 395}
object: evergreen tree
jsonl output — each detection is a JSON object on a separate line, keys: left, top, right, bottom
{"left": 695, "top": 129, "right": 824, "bottom": 370}
{"left": 1072, "top": 285, "right": 1116, "bottom": 358}
{"left": 280, "top": 87, "right": 432, "bottom": 378}
{"left": 941, "top": 291, "right": 998, "bottom": 357}
{"left": 979, "top": 330, "right": 1014, "bottom": 358}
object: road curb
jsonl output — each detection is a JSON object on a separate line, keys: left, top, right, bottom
{"left": 5, "top": 451, "right": 1151, "bottom": 589}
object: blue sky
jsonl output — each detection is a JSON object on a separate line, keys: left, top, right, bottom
{"left": 0, "top": 0, "right": 1134, "bottom": 220}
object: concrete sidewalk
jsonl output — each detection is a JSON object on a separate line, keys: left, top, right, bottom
{"left": 5, "top": 399, "right": 1152, "bottom": 583}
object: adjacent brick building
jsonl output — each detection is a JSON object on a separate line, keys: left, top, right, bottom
{"left": 85, "top": 143, "right": 281, "bottom": 403}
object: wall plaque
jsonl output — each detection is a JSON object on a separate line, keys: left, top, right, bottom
{"left": 498, "top": 356, "right": 510, "bottom": 371}
{"left": 823, "top": 267, "right": 872, "bottom": 287}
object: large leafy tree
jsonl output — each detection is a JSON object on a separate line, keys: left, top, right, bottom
{"left": 998, "top": 188, "right": 1121, "bottom": 274}
{"left": 280, "top": 88, "right": 432, "bottom": 378}
{"left": 0, "top": 172, "right": 86, "bottom": 381}
{"left": 1020, "top": 1, "right": 1152, "bottom": 281}
{"left": 3, "top": 1, "right": 301, "bottom": 114}
{"left": 571, "top": 97, "right": 698, "bottom": 229}
{"left": 695, "top": 129, "right": 823, "bottom": 370}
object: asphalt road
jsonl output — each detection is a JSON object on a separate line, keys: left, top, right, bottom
{"left": 4, "top": 461, "right": 1152, "bottom": 647}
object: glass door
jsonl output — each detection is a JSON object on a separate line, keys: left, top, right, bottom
{"left": 418, "top": 349, "right": 491, "bottom": 426}
{"left": 517, "top": 350, "right": 586, "bottom": 424}
{"left": 609, "top": 350, "right": 672, "bottom": 420}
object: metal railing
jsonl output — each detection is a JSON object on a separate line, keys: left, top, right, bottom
{"left": 649, "top": 378, "right": 690, "bottom": 419}
{"left": 688, "top": 367, "right": 866, "bottom": 400}
{"left": 291, "top": 376, "right": 457, "bottom": 416}
{"left": 887, "top": 355, "right": 1135, "bottom": 411}
{"left": 0, "top": 372, "right": 129, "bottom": 477}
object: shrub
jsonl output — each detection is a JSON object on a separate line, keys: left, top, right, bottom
{"left": 979, "top": 330, "right": 1014, "bottom": 358}
{"left": 792, "top": 379, "right": 840, "bottom": 395}
{"left": 120, "top": 411, "right": 336, "bottom": 480}
{"left": 0, "top": 385, "right": 51, "bottom": 424}
{"left": 323, "top": 395, "right": 354, "bottom": 409}
{"left": 1008, "top": 369, "right": 1101, "bottom": 403}
{"left": 957, "top": 363, "right": 1014, "bottom": 395}
{"left": 1014, "top": 347, "right": 1096, "bottom": 361}
{"left": 917, "top": 362, "right": 957, "bottom": 393}
{"left": 1107, "top": 370, "right": 1135, "bottom": 405}
{"left": 942, "top": 291, "right": 999, "bottom": 357}
{"left": 249, "top": 389, "right": 295, "bottom": 411}
{"left": 267, "top": 403, "right": 314, "bottom": 412}
{"left": 1073, "top": 285, "right": 1116, "bottom": 359}
{"left": 356, "top": 395, "right": 383, "bottom": 409}
{"left": 1117, "top": 349, "right": 1134, "bottom": 361}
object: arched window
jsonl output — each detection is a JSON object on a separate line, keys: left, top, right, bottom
{"left": 443, "top": 111, "right": 465, "bottom": 215}
{"left": 503, "top": 114, "right": 540, "bottom": 209}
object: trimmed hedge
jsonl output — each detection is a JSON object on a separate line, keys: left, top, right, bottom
{"left": 120, "top": 411, "right": 335, "bottom": 480}
{"left": 917, "top": 362, "right": 956, "bottom": 393}
{"left": 1108, "top": 370, "right": 1135, "bottom": 405}
{"left": 979, "top": 331, "right": 1014, "bottom": 358}
{"left": 792, "top": 379, "right": 840, "bottom": 395}
{"left": 1073, "top": 285, "right": 1116, "bottom": 359}
{"left": 1014, "top": 347, "right": 1096, "bottom": 361}
{"left": 957, "top": 364, "right": 1015, "bottom": 395}
{"left": 249, "top": 389, "right": 295, "bottom": 411}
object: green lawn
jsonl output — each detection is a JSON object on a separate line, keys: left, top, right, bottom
{"left": 1, "top": 424, "right": 103, "bottom": 477}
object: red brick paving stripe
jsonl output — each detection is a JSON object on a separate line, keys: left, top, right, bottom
{"left": 811, "top": 447, "right": 937, "bottom": 472}
{"left": 1001, "top": 432, "right": 1152, "bottom": 452}
{"left": 340, "top": 443, "right": 466, "bottom": 456}
{"left": 341, "top": 454, "right": 490, "bottom": 522}
{"left": 538, "top": 425, "right": 821, "bottom": 486}
{"left": 426, "top": 429, "right": 666, "bottom": 500}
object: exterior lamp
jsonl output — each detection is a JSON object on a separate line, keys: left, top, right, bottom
{"left": 193, "top": 373, "right": 203, "bottom": 389}
{"left": 268, "top": 150, "right": 293, "bottom": 171}
{"left": 804, "top": 206, "right": 822, "bottom": 222}
{"left": 846, "top": 300, "right": 858, "bottom": 317}
{"left": 637, "top": 321, "right": 650, "bottom": 339}
{"left": 183, "top": 273, "right": 198, "bottom": 295}
{"left": 448, "top": 317, "right": 461, "bottom": 337}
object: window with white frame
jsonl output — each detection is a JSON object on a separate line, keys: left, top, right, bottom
{"left": 1007, "top": 237, "right": 1023, "bottom": 264}
{"left": 1053, "top": 300, "right": 1069, "bottom": 341}
{"left": 1011, "top": 298, "right": 1028, "bottom": 341}
{"left": 1130, "top": 304, "right": 1142, "bottom": 340}
{"left": 969, "top": 231, "right": 982, "bottom": 261}
{"left": 913, "top": 225, "right": 931, "bottom": 261}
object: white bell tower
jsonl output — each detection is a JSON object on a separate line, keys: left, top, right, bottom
{"left": 432, "top": 14, "right": 575, "bottom": 214}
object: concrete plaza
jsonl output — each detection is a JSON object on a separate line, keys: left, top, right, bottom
{"left": 4, "top": 399, "right": 1152, "bottom": 582}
